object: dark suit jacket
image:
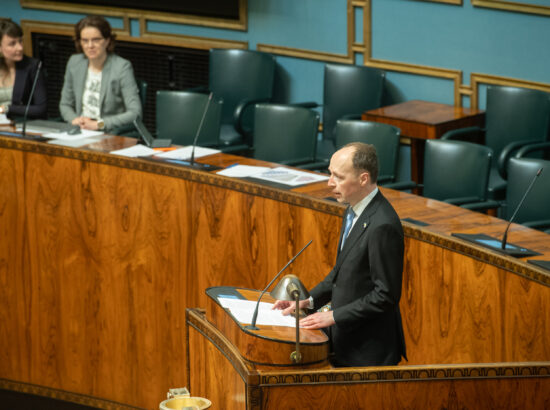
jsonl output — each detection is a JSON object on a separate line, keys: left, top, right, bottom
{"left": 7, "top": 55, "right": 47, "bottom": 119}
{"left": 309, "top": 190, "right": 406, "bottom": 367}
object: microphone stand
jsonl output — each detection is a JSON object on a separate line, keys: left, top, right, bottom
{"left": 21, "top": 61, "right": 43, "bottom": 138}
{"left": 501, "top": 167, "right": 543, "bottom": 251}
{"left": 245, "top": 240, "right": 312, "bottom": 331}
{"left": 185, "top": 92, "right": 214, "bottom": 171}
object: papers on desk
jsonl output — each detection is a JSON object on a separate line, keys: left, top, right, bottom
{"left": 217, "top": 165, "right": 329, "bottom": 186}
{"left": 0, "top": 114, "right": 10, "bottom": 125}
{"left": 42, "top": 129, "right": 105, "bottom": 140}
{"left": 218, "top": 297, "right": 297, "bottom": 327}
{"left": 110, "top": 144, "right": 157, "bottom": 157}
{"left": 217, "top": 164, "right": 271, "bottom": 177}
{"left": 155, "top": 146, "right": 221, "bottom": 160}
{"left": 47, "top": 135, "right": 105, "bottom": 148}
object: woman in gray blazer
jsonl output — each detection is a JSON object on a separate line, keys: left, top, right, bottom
{"left": 59, "top": 15, "right": 141, "bottom": 133}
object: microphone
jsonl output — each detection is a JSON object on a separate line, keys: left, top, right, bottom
{"left": 189, "top": 92, "right": 213, "bottom": 166}
{"left": 451, "top": 166, "right": 543, "bottom": 258}
{"left": 501, "top": 167, "right": 543, "bottom": 250}
{"left": 245, "top": 240, "right": 312, "bottom": 331}
{"left": 22, "top": 60, "right": 43, "bottom": 138}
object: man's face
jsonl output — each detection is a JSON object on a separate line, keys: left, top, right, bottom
{"left": 328, "top": 147, "right": 369, "bottom": 206}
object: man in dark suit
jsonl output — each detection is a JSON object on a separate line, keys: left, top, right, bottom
{"left": 274, "top": 142, "right": 406, "bottom": 366}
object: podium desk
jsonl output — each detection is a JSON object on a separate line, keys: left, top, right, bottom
{"left": 1, "top": 130, "right": 550, "bottom": 409}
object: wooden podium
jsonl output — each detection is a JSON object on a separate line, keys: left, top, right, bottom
{"left": 187, "top": 288, "right": 550, "bottom": 410}
{"left": 203, "top": 287, "right": 329, "bottom": 367}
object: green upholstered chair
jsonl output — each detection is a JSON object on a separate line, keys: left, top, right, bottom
{"left": 208, "top": 49, "right": 276, "bottom": 149}
{"left": 441, "top": 85, "right": 550, "bottom": 200}
{"left": 393, "top": 139, "right": 499, "bottom": 211}
{"left": 334, "top": 119, "right": 400, "bottom": 185}
{"left": 299, "top": 64, "right": 385, "bottom": 160}
{"left": 251, "top": 103, "right": 320, "bottom": 167}
{"left": 504, "top": 142, "right": 550, "bottom": 231}
{"left": 156, "top": 90, "right": 222, "bottom": 147}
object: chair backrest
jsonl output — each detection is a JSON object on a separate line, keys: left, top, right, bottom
{"left": 323, "top": 64, "right": 385, "bottom": 142}
{"left": 136, "top": 78, "right": 148, "bottom": 110}
{"left": 506, "top": 157, "right": 550, "bottom": 224}
{"left": 423, "top": 139, "right": 492, "bottom": 202}
{"left": 485, "top": 85, "right": 550, "bottom": 157}
{"left": 156, "top": 90, "right": 222, "bottom": 146}
{"left": 209, "top": 49, "right": 276, "bottom": 125}
{"left": 334, "top": 120, "right": 400, "bottom": 184}
{"left": 252, "top": 104, "right": 319, "bottom": 165}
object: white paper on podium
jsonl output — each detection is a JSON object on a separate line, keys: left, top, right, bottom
{"left": 0, "top": 114, "right": 10, "bottom": 125}
{"left": 218, "top": 297, "right": 297, "bottom": 327}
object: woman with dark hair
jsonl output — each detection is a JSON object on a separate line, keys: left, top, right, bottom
{"left": 59, "top": 15, "right": 141, "bottom": 132}
{"left": 0, "top": 19, "right": 47, "bottom": 119}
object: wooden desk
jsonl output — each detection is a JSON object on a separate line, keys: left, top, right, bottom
{"left": 1, "top": 129, "right": 549, "bottom": 409}
{"left": 362, "top": 100, "right": 485, "bottom": 184}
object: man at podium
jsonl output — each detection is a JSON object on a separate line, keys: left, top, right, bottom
{"left": 274, "top": 142, "right": 407, "bottom": 367}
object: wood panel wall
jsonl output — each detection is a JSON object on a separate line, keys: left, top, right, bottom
{"left": 2, "top": 137, "right": 550, "bottom": 409}
{"left": 0, "top": 144, "right": 341, "bottom": 409}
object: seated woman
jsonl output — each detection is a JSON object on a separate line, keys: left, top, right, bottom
{"left": 59, "top": 15, "right": 141, "bottom": 133}
{"left": 0, "top": 19, "right": 47, "bottom": 120}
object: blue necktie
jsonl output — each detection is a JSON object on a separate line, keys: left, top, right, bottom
{"left": 341, "top": 208, "right": 355, "bottom": 249}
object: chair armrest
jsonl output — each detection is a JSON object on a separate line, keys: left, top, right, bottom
{"left": 460, "top": 200, "right": 501, "bottom": 211}
{"left": 382, "top": 180, "right": 418, "bottom": 190}
{"left": 444, "top": 196, "right": 483, "bottom": 205}
{"left": 515, "top": 141, "right": 550, "bottom": 158}
{"left": 523, "top": 219, "right": 550, "bottom": 231}
{"left": 498, "top": 139, "right": 541, "bottom": 179}
{"left": 441, "top": 126, "right": 484, "bottom": 141}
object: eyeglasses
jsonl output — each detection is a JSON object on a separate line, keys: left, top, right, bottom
{"left": 80, "top": 37, "right": 105, "bottom": 46}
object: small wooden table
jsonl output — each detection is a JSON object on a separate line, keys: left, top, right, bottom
{"left": 362, "top": 100, "right": 485, "bottom": 184}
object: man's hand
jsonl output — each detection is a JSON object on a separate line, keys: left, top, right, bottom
{"left": 272, "top": 299, "right": 310, "bottom": 316}
{"left": 299, "top": 311, "right": 335, "bottom": 329}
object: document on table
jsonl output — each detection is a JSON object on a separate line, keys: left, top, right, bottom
{"left": 155, "top": 146, "right": 221, "bottom": 160}
{"left": 216, "top": 164, "right": 271, "bottom": 177}
{"left": 250, "top": 166, "right": 329, "bottom": 186}
{"left": 47, "top": 135, "right": 105, "bottom": 147}
{"left": 43, "top": 129, "right": 105, "bottom": 140}
{"left": 110, "top": 144, "right": 156, "bottom": 157}
{"left": 218, "top": 297, "right": 297, "bottom": 327}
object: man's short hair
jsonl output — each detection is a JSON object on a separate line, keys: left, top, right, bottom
{"left": 343, "top": 142, "right": 379, "bottom": 183}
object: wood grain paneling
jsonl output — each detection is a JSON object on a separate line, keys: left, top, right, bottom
{"left": 2, "top": 133, "right": 550, "bottom": 409}
{"left": 0, "top": 139, "right": 341, "bottom": 409}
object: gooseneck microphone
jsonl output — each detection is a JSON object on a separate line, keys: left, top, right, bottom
{"left": 190, "top": 92, "right": 213, "bottom": 166}
{"left": 22, "top": 60, "right": 43, "bottom": 138}
{"left": 245, "top": 240, "right": 313, "bottom": 331}
{"left": 501, "top": 167, "right": 543, "bottom": 250}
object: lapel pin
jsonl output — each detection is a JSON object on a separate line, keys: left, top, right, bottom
{"left": 363, "top": 222, "right": 367, "bottom": 229}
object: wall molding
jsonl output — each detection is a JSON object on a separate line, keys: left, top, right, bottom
{"left": 258, "top": 0, "right": 550, "bottom": 108}
{"left": 472, "top": 0, "right": 550, "bottom": 17}
{"left": 19, "top": 0, "right": 248, "bottom": 31}
{"left": 20, "top": 20, "right": 248, "bottom": 57}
